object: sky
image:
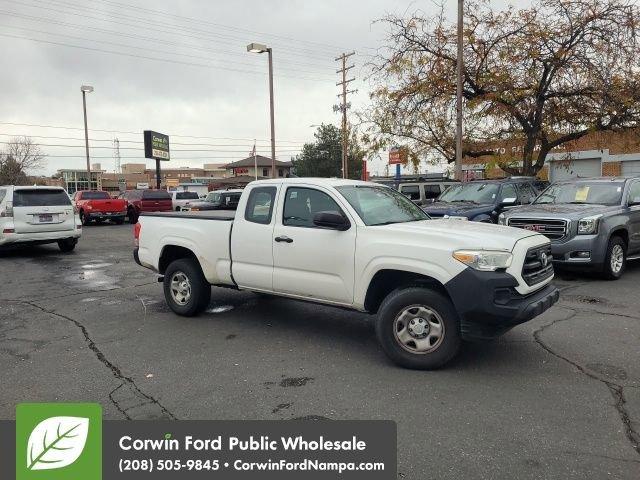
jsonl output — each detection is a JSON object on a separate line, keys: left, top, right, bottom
{"left": 0, "top": 0, "right": 519, "bottom": 177}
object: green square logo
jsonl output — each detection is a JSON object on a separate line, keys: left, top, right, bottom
{"left": 16, "top": 403, "right": 102, "bottom": 480}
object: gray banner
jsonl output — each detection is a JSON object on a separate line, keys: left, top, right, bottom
{"left": 2, "top": 420, "right": 396, "bottom": 479}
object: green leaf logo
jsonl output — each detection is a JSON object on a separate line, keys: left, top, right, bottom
{"left": 26, "top": 416, "right": 89, "bottom": 471}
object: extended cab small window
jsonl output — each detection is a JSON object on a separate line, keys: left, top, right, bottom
{"left": 0, "top": 189, "right": 6, "bottom": 204}
{"left": 283, "top": 187, "right": 343, "bottom": 228}
{"left": 628, "top": 182, "right": 640, "bottom": 205}
{"left": 400, "top": 185, "right": 420, "bottom": 200}
{"left": 245, "top": 187, "right": 276, "bottom": 224}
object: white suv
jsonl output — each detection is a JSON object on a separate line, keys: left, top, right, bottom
{"left": 0, "top": 186, "right": 82, "bottom": 252}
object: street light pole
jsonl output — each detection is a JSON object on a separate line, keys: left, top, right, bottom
{"left": 247, "top": 43, "right": 276, "bottom": 179}
{"left": 267, "top": 48, "right": 276, "bottom": 178}
{"left": 81, "top": 85, "right": 94, "bottom": 189}
{"left": 455, "top": 0, "right": 464, "bottom": 181}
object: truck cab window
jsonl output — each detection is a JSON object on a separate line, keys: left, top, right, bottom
{"left": 283, "top": 187, "right": 343, "bottom": 228}
{"left": 400, "top": 185, "right": 420, "bottom": 200}
{"left": 245, "top": 187, "right": 276, "bottom": 224}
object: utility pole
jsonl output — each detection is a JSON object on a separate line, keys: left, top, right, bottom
{"left": 455, "top": 0, "right": 464, "bottom": 181}
{"left": 335, "top": 52, "right": 355, "bottom": 179}
{"left": 113, "top": 137, "right": 121, "bottom": 174}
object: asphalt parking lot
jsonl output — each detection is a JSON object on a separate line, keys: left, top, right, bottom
{"left": 1, "top": 225, "right": 639, "bottom": 479}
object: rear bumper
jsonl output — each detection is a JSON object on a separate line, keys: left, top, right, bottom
{"left": 87, "top": 211, "right": 126, "bottom": 220}
{"left": 0, "top": 229, "right": 81, "bottom": 246}
{"left": 445, "top": 269, "right": 559, "bottom": 340}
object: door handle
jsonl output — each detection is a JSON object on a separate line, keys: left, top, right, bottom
{"left": 274, "top": 236, "right": 293, "bottom": 243}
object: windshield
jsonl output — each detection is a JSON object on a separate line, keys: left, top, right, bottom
{"left": 13, "top": 189, "right": 71, "bottom": 207}
{"left": 535, "top": 182, "right": 624, "bottom": 206}
{"left": 438, "top": 183, "right": 499, "bottom": 203}
{"left": 142, "top": 190, "right": 171, "bottom": 200}
{"left": 81, "top": 191, "right": 110, "bottom": 200}
{"left": 176, "top": 192, "right": 199, "bottom": 200}
{"left": 336, "top": 186, "right": 429, "bottom": 226}
{"left": 205, "top": 192, "right": 222, "bottom": 203}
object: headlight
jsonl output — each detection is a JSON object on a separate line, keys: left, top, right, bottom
{"left": 498, "top": 213, "right": 506, "bottom": 225}
{"left": 453, "top": 250, "right": 513, "bottom": 271}
{"left": 577, "top": 214, "right": 602, "bottom": 235}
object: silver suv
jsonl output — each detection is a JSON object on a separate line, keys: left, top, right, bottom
{"left": 0, "top": 186, "right": 81, "bottom": 252}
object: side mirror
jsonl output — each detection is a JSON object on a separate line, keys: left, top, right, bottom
{"left": 313, "top": 211, "right": 350, "bottom": 231}
{"left": 500, "top": 197, "right": 517, "bottom": 207}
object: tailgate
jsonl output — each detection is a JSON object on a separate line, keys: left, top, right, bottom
{"left": 141, "top": 199, "right": 172, "bottom": 211}
{"left": 88, "top": 199, "right": 126, "bottom": 212}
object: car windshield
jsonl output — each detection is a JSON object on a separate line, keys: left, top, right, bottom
{"left": 336, "top": 185, "right": 429, "bottom": 226}
{"left": 176, "top": 192, "right": 199, "bottom": 200}
{"left": 142, "top": 190, "right": 170, "bottom": 200}
{"left": 205, "top": 192, "right": 222, "bottom": 203}
{"left": 438, "top": 183, "right": 499, "bottom": 203}
{"left": 82, "top": 191, "right": 111, "bottom": 199}
{"left": 13, "top": 189, "right": 71, "bottom": 207}
{"left": 535, "top": 182, "right": 624, "bottom": 206}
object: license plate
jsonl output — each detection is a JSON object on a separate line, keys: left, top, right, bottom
{"left": 39, "top": 214, "right": 53, "bottom": 222}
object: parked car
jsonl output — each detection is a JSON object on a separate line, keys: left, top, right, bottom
{"left": 134, "top": 178, "right": 558, "bottom": 369}
{"left": 169, "top": 191, "right": 200, "bottom": 211}
{"left": 398, "top": 180, "right": 459, "bottom": 206}
{"left": 73, "top": 190, "right": 127, "bottom": 225}
{"left": 422, "top": 177, "right": 549, "bottom": 223}
{"left": 119, "top": 189, "right": 172, "bottom": 224}
{"left": 184, "top": 189, "right": 243, "bottom": 212}
{"left": 0, "top": 185, "right": 81, "bottom": 252}
{"left": 500, "top": 177, "right": 640, "bottom": 279}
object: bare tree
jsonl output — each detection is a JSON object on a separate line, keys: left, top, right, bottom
{"left": 0, "top": 136, "right": 46, "bottom": 185}
{"left": 363, "top": 0, "right": 640, "bottom": 175}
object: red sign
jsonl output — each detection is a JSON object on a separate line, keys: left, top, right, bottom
{"left": 234, "top": 168, "right": 249, "bottom": 175}
{"left": 389, "top": 147, "right": 407, "bottom": 165}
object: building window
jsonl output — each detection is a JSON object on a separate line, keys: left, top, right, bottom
{"left": 262, "top": 168, "right": 268, "bottom": 177}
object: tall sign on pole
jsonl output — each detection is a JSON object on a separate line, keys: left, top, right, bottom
{"left": 389, "top": 147, "right": 407, "bottom": 183}
{"left": 455, "top": 0, "right": 464, "bottom": 181}
{"left": 143, "top": 130, "right": 170, "bottom": 190}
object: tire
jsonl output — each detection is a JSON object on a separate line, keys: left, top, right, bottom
{"left": 113, "top": 218, "right": 125, "bottom": 225}
{"left": 79, "top": 210, "right": 90, "bottom": 226}
{"left": 57, "top": 238, "right": 77, "bottom": 253}
{"left": 602, "top": 236, "right": 626, "bottom": 280}
{"left": 127, "top": 208, "right": 138, "bottom": 224}
{"left": 376, "top": 287, "right": 461, "bottom": 369}
{"left": 163, "top": 258, "right": 211, "bottom": 316}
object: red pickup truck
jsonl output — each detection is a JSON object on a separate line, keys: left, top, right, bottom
{"left": 119, "top": 189, "right": 172, "bottom": 223}
{"left": 73, "top": 190, "right": 127, "bottom": 225}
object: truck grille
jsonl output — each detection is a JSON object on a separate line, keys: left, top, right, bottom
{"left": 522, "top": 244, "right": 554, "bottom": 286}
{"left": 508, "top": 218, "right": 568, "bottom": 241}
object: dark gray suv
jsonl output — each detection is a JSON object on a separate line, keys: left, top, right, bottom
{"left": 500, "top": 177, "right": 640, "bottom": 279}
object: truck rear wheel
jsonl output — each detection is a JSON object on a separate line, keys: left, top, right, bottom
{"left": 163, "top": 258, "right": 211, "bottom": 316}
{"left": 376, "top": 287, "right": 461, "bottom": 369}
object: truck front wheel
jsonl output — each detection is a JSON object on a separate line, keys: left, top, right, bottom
{"left": 163, "top": 258, "right": 211, "bottom": 316}
{"left": 376, "top": 287, "right": 461, "bottom": 369}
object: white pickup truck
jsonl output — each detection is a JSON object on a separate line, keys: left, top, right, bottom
{"left": 134, "top": 178, "right": 559, "bottom": 369}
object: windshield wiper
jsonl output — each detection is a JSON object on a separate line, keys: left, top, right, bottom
{"left": 370, "top": 219, "right": 423, "bottom": 226}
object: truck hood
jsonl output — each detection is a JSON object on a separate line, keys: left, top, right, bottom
{"left": 505, "top": 203, "right": 619, "bottom": 220}
{"left": 376, "top": 219, "right": 541, "bottom": 251}
{"left": 422, "top": 201, "right": 493, "bottom": 218}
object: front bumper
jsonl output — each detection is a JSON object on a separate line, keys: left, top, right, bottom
{"left": 549, "top": 234, "right": 607, "bottom": 268}
{"left": 445, "top": 269, "right": 559, "bottom": 340}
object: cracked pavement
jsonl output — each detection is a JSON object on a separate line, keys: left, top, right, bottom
{"left": 1, "top": 225, "right": 639, "bottom": 479}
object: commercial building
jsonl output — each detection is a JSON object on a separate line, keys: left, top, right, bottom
{"left": 224, "top": 155, "right": 292, "bottom": 178}
{"left": 56, "top": 169, "right": 102, "bottom": 193}
{"left": 461, "top": 128, "right": 640, "bottom": 181}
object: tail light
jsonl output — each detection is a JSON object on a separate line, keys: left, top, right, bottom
{"left": 134, "top": 222, "right": 141, "bottom": 247}
{"left": 2, "top": 228, "right": 15, "bottom": 234}
{"left": 0, "top": 201, "right": 13, "bottom": 218}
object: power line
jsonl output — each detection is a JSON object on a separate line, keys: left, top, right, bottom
{"left": 4, "top": 0, "right": 337, "bottom": 60}
{"left": 0, "top": 122, "right": 307, "bottom": 143}
{"left": 0, "top": 23, "right": 336, "bottom": 78}
{"left": 0, "top": 9, "right": 336, "bottom": 70}
{"left": 0, "top": 32, "right": 334, "bottom": 82}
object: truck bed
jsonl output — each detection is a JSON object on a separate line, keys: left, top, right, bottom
{"left": 141, "top": 210, "right": 235, "bottom": 221}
